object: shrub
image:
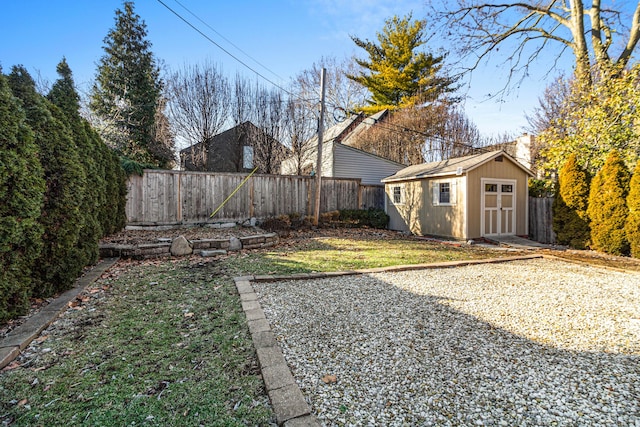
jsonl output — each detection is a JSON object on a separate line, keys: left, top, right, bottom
{"left": 528, "top": 178, "right": 555, "bottom": 197}
{"left": 587, "top": 150, "right": 630, "bottom": 255}
{"left": 320, "top": 210, "right": 340, "bottom": 225}
{"left": 48, "top": 58, "right": 102, "bottom": 265}
{"left": 625, "top": 163, "right": 640, "bottom": 258}
{"left": 98, "top": 137, "right": 128, "bottom": 236}
{"left": 338, "top": 208, "right": 389, "bottom": 229}
{"left": 261, "top": 215, "right": 292, "bottom": 237}
{"left": 552, "top": 154, "right": 591, "bottom": 249}
{"left": 0, "top": 72, "right": 45, "bottom": 323}
{"left": 9, "top": 66, "right": 86, "bottom": 297}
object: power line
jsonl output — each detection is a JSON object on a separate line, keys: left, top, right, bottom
{"left": 169, "top": 0, "right": 285, "bottom": 83}
{"left": 155, "top": 0, "right": 293, "bottom": 96}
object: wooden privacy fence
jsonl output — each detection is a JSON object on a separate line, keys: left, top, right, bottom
{"left": 126, "top": 170, "right": 385, "bottom": 226}
{"left": 528, "top": 196, "right": 556, "bottom": 244}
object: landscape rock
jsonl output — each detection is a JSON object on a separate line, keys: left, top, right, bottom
{"left": 242, "top": 217, "right": 257, "bottom": 227}
{"left": 229, "top": 237, "right": 242, "bottom": 251}
{"left": 170, "top": 235, "right": 193, "bottom": 256}
{"left": 208, "top": 222, "right": 237, "bottom": 229}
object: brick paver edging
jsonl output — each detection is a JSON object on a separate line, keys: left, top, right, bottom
{"left": 234, "top": 253, "right": 543, "bottom": 426}
{"left": 0, "top": 257, "right": 120, "bottom": 370}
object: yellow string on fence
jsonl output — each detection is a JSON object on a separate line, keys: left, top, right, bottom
{"left": 209, "top": 167, "right": 259, "bottom": 219}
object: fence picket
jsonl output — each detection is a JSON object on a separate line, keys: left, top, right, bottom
{"left": 125, "top": 170, "right": 382, "bottom": 226}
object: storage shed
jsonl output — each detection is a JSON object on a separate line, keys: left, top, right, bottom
{"left": 382, "top": 150, "right": 534, "bottom": 240}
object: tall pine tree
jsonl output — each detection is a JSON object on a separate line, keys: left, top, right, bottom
{"left": 587, "top": 150, "right": 630, "bottom": 255}
{"left": 347, "top": 14, "right": 457, "bottom": 113}
{"left": 90, "top": 1, "right": 175, "bottom": 168}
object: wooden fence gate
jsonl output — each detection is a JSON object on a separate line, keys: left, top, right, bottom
{"left": 528, "top": 196, "right": 556, "bottom": 244}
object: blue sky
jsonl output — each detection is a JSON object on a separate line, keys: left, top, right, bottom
{"left": 1, "top": 0, "right": 572, "bottom": 137}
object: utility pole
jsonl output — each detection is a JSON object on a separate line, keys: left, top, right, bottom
{"left": 313, "top": 68, "right": 327, "bottom": 226}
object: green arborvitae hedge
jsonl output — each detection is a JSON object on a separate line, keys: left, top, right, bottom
{"left": 48, "top": 59, "right": 103, "bottom": 265}
{"left": 587, "top": 150, "right": 631, "bottom": 255}
{"left": 0, "top": 72, "right": 45, "bottom": 323}
{"left": 8, "top": 66, "right": 87, "bottom": 297}
{"left": 0, "top": 61, "right": 128, "bottom": 325}
{"left": 553, "top": 154, "right": 591, "bottom": 249}
{"left": 102, "top": 144, "right": 128, "bottom": 235}
{"left": 625, "top": 163, "right": 640, "bottom": 258}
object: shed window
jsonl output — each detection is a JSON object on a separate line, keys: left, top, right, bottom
{"left": 439, "top": 182, "right": 450, "bottom": 204}
{"left": 392, "top": 185, "right": 405, "bottom": 205}
{"left": 432, "top": 179, "right": 456, "bottom": 206}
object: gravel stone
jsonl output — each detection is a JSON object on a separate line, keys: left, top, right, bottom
{"left": 253, "top": 258, "right": 640, "bottom": 426}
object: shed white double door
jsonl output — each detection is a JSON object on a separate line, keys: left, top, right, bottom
{"left": 481, "top": 178, "right": 516, "bottom": 236}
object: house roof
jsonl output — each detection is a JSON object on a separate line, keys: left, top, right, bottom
{"left": 304, "top": 113, "right": 363, "bottom": 148}
{"left": 341, "top": 109, "right": 388, "bottom": 146}
{"left": 179, "top": 121, "right": 289, "bottom": 155}
{"left": 382, "top": 150, "right": 534, "bottom": 183}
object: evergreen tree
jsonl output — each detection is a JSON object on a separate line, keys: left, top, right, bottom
{"left": 553, "top": 154, "right": 591, "bottom": 249}
{"left": 587, "top": 150, "right": 630, "bottom": 255}
{"left": 0, "top": 71, "right": 45, "bottom": 322}
{"left": 347, "top": 14, "right": 457, "bottom": 113}
{"left": 8, "top": 66, "right": 86, "bottom": 297}
{"left": 90, "top": 1, "right": 175, "bottom": 168}
{"left": 625, "top": 163, "right": 640, "bottom": 258}
{"left": 48, "top": 58, "right": 102, "bottom": 265}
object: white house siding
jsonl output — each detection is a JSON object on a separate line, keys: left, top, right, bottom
{"left": 280, "top": 143, "right": 332, "bottom": 177}
{"left": 333, "top": 143, "right": 404, "bottom": 185}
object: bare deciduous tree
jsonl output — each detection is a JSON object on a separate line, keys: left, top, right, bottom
{"left": 252, "top": 86, "right": 290, "bottom": 174}
{"left": 167, "top": 60, "right": 230, "bottom": 169}
{"left": 292, "top": 56, "right": 368, "bottom": 127}
{"left": 348, "top": 103, "right": 486, "bottom": 165}
{"left": 283, "top": 98, "right": 316, "bottom": 175}
{"left": 430, "top": 1, "right": 640, "bottom": 90}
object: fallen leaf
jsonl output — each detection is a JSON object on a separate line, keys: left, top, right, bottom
{"left": 35, "top": 335, "right": 48, "bottom": 343}
{"left": 184, "top": 312, "right": 194, "bottom": 318}
{"left": 17, "top": 398, "right": 28, "bottom": 406}
{"left": 321, "top": 374, "right": 337, "bottom": 384}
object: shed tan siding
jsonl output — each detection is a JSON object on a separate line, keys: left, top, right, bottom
{"left": 466, "top": 158, "right": 530, "bottom": 238}
{"left": 386, "top": 180, "right": 424, "bottom": 233}
{"left": 423, "top": 176, "right": 466, "bottom": 238}
{"left": 386, "top": 176, "right": 467, "bottom": 238}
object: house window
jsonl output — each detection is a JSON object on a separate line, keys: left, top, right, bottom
{"left": 432, "top": 179, "right": 456, "bottom": 206}
{"left": 392, "top": 185, "right": 405, "bottom": 205}
{"left": 243, "top": 146, "right": 254, "bottom": 169}
{"left": 501, "top": 184, "right": 513, "bottom": 193}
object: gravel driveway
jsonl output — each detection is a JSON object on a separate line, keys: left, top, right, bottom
{"left": 253, "top": 258, "right": 640, "bottom": 426}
